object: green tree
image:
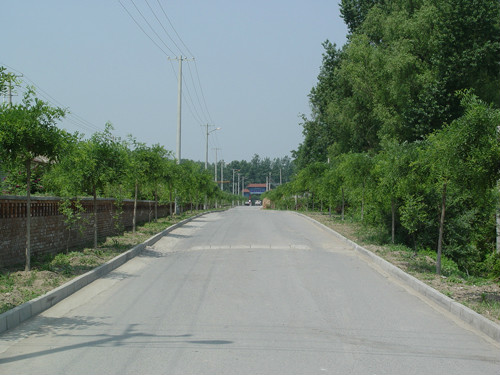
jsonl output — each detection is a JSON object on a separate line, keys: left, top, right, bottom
{"left": 399, "top": 194, "right": 428, "bottom": 255}
{"left": 48, "top": 124, "right": 128, "bottom": 248}
{"left": 125, "top": 140, "right": 171, "bottom": 231}
{"left": 417, "top": 93, "right": 500, "bottom": 274}
{"left": 373, "top": 140, "right": 418, "bottom": 242}
{"left": 336, "top": 153, "right": 373, "bottom": 221}
{"left": 340, "top": 0, "right": 385, "bottom": 34}
{"left": 0, "top": 85, "right": 67, "bottom": 270}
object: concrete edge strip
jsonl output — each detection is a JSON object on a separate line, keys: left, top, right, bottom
{"left": 0, "top": 211, "right": 215, "bottom": 334}
{"left": 293, "top": 212, "right": 500, "bottom": 344}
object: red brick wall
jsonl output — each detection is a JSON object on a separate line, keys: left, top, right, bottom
{"left": 0, "top": 196, "right": 174, "bottom": 267}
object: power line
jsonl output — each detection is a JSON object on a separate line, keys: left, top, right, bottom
{"left": 144, "top": 0, "right": 185, "bottom": 56}
{"left": 128, "top": 0, "right": 177, "bottom": 55}
{"left": 118, "top": 0, "right": 171, "bottom": 56}
{"left": 193, "top": 59, "right": 214, "bottom": 124}
{"left": 185, "top": 61, "right": 210, "bottom": 123}
{"left": 1, "top": 62, "right": 105, "bottom": 135}
{"left": 154, "top": 0, "right": 194, "bottom": 57}
{"left": 118, "top": 0, "right": 218, "bottom": 157}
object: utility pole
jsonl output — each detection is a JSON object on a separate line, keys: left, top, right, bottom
{"left": 168, "top": 56, "right": 193, "bottom": 164}
{"left": 168, "top": 56, "right": 192, "bottom": 214}
{"left": 220, "top": 160, "right": 224, "bottom": 190}
{"left": 175, "top": 56, "right": 183, "bottom": 164}
{"left": 203, "top": 125, "right": 220, "bottom": 169}
{"left": 213, "top": 148, "right": 221, "bottom": 183}
{"left": 237, "top": 173, "right": 241, "bottom": 196}
{"left": 232, "top": 169, "right": 240, "bottom": 195}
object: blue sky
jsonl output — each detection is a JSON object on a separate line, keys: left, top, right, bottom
{"left": 2, "top": 0, "right": 347, "bottom": 163}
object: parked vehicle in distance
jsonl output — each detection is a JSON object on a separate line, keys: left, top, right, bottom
{"left": 244, "top": 199, "right": 252, "bottom": 206}
{"left": 254, "top": 200, "right": 262, "bottom": 206}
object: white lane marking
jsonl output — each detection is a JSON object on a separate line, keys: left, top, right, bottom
{"left": 190, "top": 244, "right": 312, "bottom": 251}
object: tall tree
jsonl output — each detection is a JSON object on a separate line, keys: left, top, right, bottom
{"left": 417, "top": 93, "right": 500, "bottom": 274}
{"left": 0, "top": 86, "right": 66, "bottom": 270}
{"left": 340, "top": 0, "right": 385, "bottom": 34}
{"left": 48, "top": 124, "right": 128, "bottom": 248}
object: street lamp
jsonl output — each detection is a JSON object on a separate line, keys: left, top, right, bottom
{"left": 205, "top": 126, "right": 221, "bottom": 169}
{"left": 232, "top": 169, "right": 240, "bottom": 195}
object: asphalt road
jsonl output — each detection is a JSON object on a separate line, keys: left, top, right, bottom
{"left": 0, "top": 207, "right": 499, "bottom": 374}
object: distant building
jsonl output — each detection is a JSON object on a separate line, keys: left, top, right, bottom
{"left": 247, "top": 183, "right": 267, "bottom": 197}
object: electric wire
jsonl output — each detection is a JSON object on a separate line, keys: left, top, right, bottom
{"left": 154, "top": 0, "right": 194, "bottom": 57}
{"left": 120, "top": 0, "right": 215, "bottom": 127}
{"left": 117, "top": 0, "right": 221, "bottom": 162}
{"left": 146, "top": 0, "right": 215, "bottom": 127}
{"left": 118, "top": 0, "right": 172, "bottom": 56}
{"left": 185, "top": 62, "right": 210, "bottom": 125}
{"left": 144, "top": 0, "right": 185, "bottom": 55}
{"left": 193, "top": 60, "right": 215, "bottom": 124}
{"left": 127, "top": 0, "right": 177, "bottom": 56}
{"left": 167, "top": 59, "right": 205, "bottom": 127}
{"left": 154, "top": 1, "right": 215, "bottom": 127}
{"left": 0, "top": 62, "right": 106, "bottom": 135}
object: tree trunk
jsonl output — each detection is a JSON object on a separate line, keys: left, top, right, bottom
{"left": 169, "top": 186, "right": 173, "bottom": 217}
{"left": 154, "top": 188, "right": 158, "bottom": 222}
{"left": 132, "top": 180, "right": 138, "bottom": 234}
{"left": 437, "top": 182, "right": 447, "bottom": 275}
{"left": 93, "top": 186, "right": 98, "bottom": 249}
{"left": 25, "top": 159, "right": 31, "bottom": 271}
{"left": 497, "top": 181, "right": 500, "bottom": 254}
{"left": 341, "top": 187, "right": 345, "bottom": 221}
{"left": 412, "top": 233, "right": 417, "bottom": 256}
{"left": 391, "top": 196, "right": 395, "bottom": 244}
{"left": 497, "top": 207, "right": 500, "bottom": 254}
{"left": 361, "top": 181, "right": 365, "bottom": 221}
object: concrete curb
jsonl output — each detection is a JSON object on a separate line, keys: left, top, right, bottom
{"left": 294, "top": 212, "right": 500, "bottom": 344}
{"left": 0, "top": 211, "right": 214, "bottom": 334}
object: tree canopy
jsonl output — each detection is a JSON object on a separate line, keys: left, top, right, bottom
{"left": 284, "top": 0, "right": 500, "bottom": 276}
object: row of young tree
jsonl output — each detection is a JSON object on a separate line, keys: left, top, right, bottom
{"left": 0, "top": 67, "right": 240, "bottom": 270}
{"left": 270, "top": 0, "right": 500, "bottom": 277}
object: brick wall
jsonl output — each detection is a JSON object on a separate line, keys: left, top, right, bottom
{"left": 0, "top": 196, "right": 174, "bottom": 267}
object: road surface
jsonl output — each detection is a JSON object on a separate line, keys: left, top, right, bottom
{"left": 0, "top": 207, "right": 499, "bottom": 374}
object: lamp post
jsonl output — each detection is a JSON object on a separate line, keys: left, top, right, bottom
{"left": 220, "top": 160, "right": 224, "bottom": 190}
{"left": 232, "top": 169, "right": 240, "bottom": 195}
{"left": 237, "top": 173, "right": 241, "bottom": 196}
{"left": 205, "top": 126, "right": 221, "bottom": 170}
